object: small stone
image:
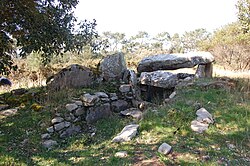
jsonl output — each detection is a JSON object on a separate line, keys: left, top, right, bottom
{"left": 65, "top": 103, "right": 78, "bottom": 112}
{"left": 42, "top": 140, "right": 58, "bottom": 149}
{"left": 120, "top": 108, "right": 142, "bottom": 120}
{"left": 94, "top": 92, "right": 109, "bottom": 98}
{"left": 75, "top": 101, "right": 83, "bottom": 106}
{"left": 111, "top": 100, "right": 129, "bottom": 113}
{"left": 169, "top": 91, "right": 176, "bottom": 99}
{"left": 47, "top": 126, "right": 54, "bottom": 133}
{"left": 119, "top": 84, "right": 131, "bottom": 93}
{"left": 59, "top": 125, "right": 81, "bottom": 138}
{"left": 109, "top": 93, "right": 118, "bottom": 101}
{"left": 74, "top": 107, "right": 85, "bottom": 116}
{"left": 158, "top": 143, "right": 172, "bottom": 155}
{"left": 54, "top": 121, "right": 71, "bottom": 131}
{"left": 0, "top": 108, "right": 18, "bottom": 116}
{"left": 196, "top": 108, "right": 214, "bottom": 124}
{"left": 51, "top": 117, "right": 64, "bottom": 124}
{"left": 191, "top": 120, "right": 209, "bottom": 133}
{"left": 112, "top": 124, "right": 139, "bottom": 143}
{"left": 41, "top": 133, "right": 51, "bottom": 140}
{"left": 81, "top": 93, "right": 100, "bottom": 106}
{"left": 100, "top": 98, "right": 110, "bottom": 102}
{"left": 115, "top": 151, "right": 128, "bottom": 158}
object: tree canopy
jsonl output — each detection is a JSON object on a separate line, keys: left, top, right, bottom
{"left": 0, "top": 0, "right": 97, "bottom": 75}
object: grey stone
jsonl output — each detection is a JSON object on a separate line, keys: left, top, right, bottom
{"left": 51, "top": 117, "right": 64, "bottom": 124}
{"left": 100, "top": 98, "right": 110, "bottom": 102}
{"left": 111, "top": 100, "right": 129, "bottom": 113}
{"left": 139, "top": 71, "right": 178, "bottom": 88}
{"left": 86, "top": 103, "right": 112, "bottom": 123}
{"left": 109, "top": 93, "right": 118, "bottom": 101}
{"left": 59, "top": 125, "right": 81, "bottom": 138}
{"left": 81, "top": 93, "right": 100, "bottom": 106}
{"left": 42, "top": 140, "right": 58, "bottom": 149}
{"left": 158, "top": 143, "right": 172, "bottom": 155}
{"left": 122, "top": 69, "right": 137, "bottom": 86}
{"left": 137, "top": 51, "right": 215, "bottom": 73}
{"left": 115, "top": 151, "right": 128, "bottom": 158}
{"left": 119, "top": 84, "right": 131, "bottom": 93}
{"left": 41, "top": 133, "right": 51, "bottom": 140}
{"left": 54, "top": 121, "right": 71, "bottom": 131}
{"left": 94, "top": 92, "right": 109, "bottom": 98}
{"left": 74, "top": 107, "right": 85, "bottom": 116}
{"left": 47, "top": 64, "right": 94, "bottom": 90}
{"left": 100, "top": 52, "right": 127, "bottom": 81}
{"left": 196, "top": 108, "right": 214, "bottom": 124}
{"left": 169, "top": 91, "right": 177, "bottom": 99}
{"left": 75, "top": 101, "right": 83, "bottom": 106}
{"left": 66, "top": 103, "right": 78, "bottom": 112}
{"left": 0, "top": 108, "right": 18, "bottom": 117}
{"left": 120, "top": 108, "right": 142, "bottom": 120}
{"left": 112, "top": 124, "right": 139, "bottom": 143}
{"left": 191, "top": 120, "right": 209, "bottom": 133}
{"left": 47, "top": 126, "right": 54, "bottom": 133}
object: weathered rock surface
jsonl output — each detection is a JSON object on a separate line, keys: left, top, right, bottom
{"left": 59, "top": 125, "right": 81, "bottom": 138}
{"left": 42, "top": 140, "right": 58, "bottom": 149}
{"left": 191, "top": 120, "right": 209, "bottom": 133}
{"left": 196, "top": 108, "right": 214, "bottom": 124}
{"left": 47, "top": 64, "right": 94, "bottom": 90}
{"left": 191, "top": 108, "right": 214, "bottom": 133}
{"left": 158, "top": 143, "right": 172, "bottom": 155}
{"left": 81, "top": 93, "right": 100, "bottom": 107}
{"left": 120, "top": 108, "right": 142, "bottom": 120}
{"left": 54, "top": 121, "right": 71, "bottom": 131}
{"left": 139, "top": 71, "right": 178, "bottom": 88}
{"left": 86, "top": 103, "right": 112, "bottom": 123}
{"left": 115, "top": 151, "right": 128, "bottom": 158}
{"left": 137, "top": 52, "right": 214, "bottom": 73}
{"left": 65, "top": 103, "right": 78, "bottom": 112}
{"left": 111, "top": 100, "right": 129, "bottom": 113}
{"left": 0, "top": 108, "right": 18, "bottom": 117}
{"left": 51, "top": 117, "right": 64, "bottom": 124}
{"left": 112, "top": 124, "right": 139, "bottom": 143}
{"left": 100, "top": 52, "right": 127, "bottom": 81}
{"left": 41, "top": 133, "right": 51, "bottom": 140}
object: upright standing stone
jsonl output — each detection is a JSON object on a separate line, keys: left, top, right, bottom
{"left": 99, "top": 52, "right": 127, "bottom": 81}
{"left": 47, "top": 64, "right": 94, "bottom": 90}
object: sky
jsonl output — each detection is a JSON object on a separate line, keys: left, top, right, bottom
{"left": 74, "top": 0, "right": 238, "bottom": 36}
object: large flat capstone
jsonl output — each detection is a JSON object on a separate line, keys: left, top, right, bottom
{"left": 137, "top": 52, "right": 214, "bottom": 73}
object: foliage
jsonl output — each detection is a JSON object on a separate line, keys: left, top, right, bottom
{"left": 0, "top": 0, "right": 98, "bottom": 75}
{"left": 236, "top": 0, "right": 250, "bottom": 33}
{"left": 181, "top": 28, "right": 211, "bottom": 52}
{"left": 201, "top": 22, "right": 250, "bottom": 70}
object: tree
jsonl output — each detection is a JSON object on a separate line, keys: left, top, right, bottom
{"left": 151, "top": 32, "right": 170, "bottom": 53}
{"left": 0, "top": 0, "right": 97, "bottom": 75}
{"left": 202, "top": 22, "right": 250, "bottom": 70}
{"left": 181, "top": 28, "right": 211, "bottom": 52}
{"left": 236, "top": 0, "right": 250, "bottom": 33}
{"left": 169, "top": 33, "right": 183, "bottom": 53}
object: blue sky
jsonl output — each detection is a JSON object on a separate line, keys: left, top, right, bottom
{"left": 74, "top": 0, "right": 238, "bottom": 36}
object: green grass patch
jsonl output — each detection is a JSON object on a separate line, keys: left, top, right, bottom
{"left": 0, "top": 78, "right": 249, "bottom": 165}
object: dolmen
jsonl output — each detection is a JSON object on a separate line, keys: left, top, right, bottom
{"left": 137, "top": 52, "right": 215, "bottom": 101}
